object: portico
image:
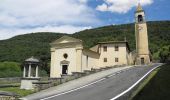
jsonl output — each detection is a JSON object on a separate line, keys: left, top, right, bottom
{"left": 20, "top": 57, "right": 40, "bottom": 90}
{"left": 23, "top": 60, "right": 39, "bottom": 78}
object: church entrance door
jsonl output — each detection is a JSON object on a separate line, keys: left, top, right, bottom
{"left": 62, "top": 65, "right": 68, "bottom": 74}
{"left": 141, "top": 58, "right": 145, "bottom": 65}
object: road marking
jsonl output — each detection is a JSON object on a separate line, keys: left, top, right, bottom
{"left": 41, "top": 78, "right": 106, "bottom": 100}
{"left": 108, "top": 73, "right": 116, "bottom": 78}
{"left": 110, "top": 64, "right": 163, "bottom": 100}
{"left": 41, "top": 67, "right": 132, "bottom": 100}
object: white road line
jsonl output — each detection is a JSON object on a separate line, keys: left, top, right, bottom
{"left": 41, "top": 68, "right": 131, "bottom": 100}
{"left": 108, "top": 73, "right": 116, "bottom": 78}
{"left": 40, "top": 68, "right": 131, "bottom": 100}
{"left": 41, "top": 78, "right": 106, "bottom": 100}
{"left": 41, "top": 67, "right": 135, "bottom": 100}
{"left": 110, "top": 64, "right": 162, "bottom": 100}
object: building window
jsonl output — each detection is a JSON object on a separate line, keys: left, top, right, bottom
{"left": 103, "top": 46, "right": 107, "bottom": 52}
{"left": 104, "top": 58, "right": 107, "bottom": 62}
{"left": 115, "top": 46, "right": 119, "bottom": 51}
{"left": 63, "top": 53, "right": 68, "bottom": 59}
{"left": 115, "top": 58, "right": 119, "bottom": 62}
{"left": 138, "top": 15, "right": 143, "bottom": 22}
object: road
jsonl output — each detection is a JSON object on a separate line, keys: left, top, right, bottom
{"left": 40, "top": 63, "right": 161, "bottom": 100}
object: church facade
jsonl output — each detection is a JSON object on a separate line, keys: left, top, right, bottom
{"left": 50, "top": 4, "right": 150, "bottom": 78}
{"left": 50, "top": 36, "right": 132, "bottom": 78}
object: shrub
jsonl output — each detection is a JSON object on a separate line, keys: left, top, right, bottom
{"left": 0, "top": 62, "right": 21, "bottom": 78}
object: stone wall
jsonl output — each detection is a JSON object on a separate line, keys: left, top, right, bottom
{"left": 0, "top": 91, "right": 18, "bottom": 100}
{"left": 0, "top": 77, "right": 21, "bottom": 83}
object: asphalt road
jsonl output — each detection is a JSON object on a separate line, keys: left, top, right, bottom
{"left": 41, "top": 63, "right": 161, "bottom": 100}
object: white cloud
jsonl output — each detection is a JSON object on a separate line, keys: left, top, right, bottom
{"left": 96, "top": 3, "right": 108, "bottom": 12}
{"left": 0, "top": 0, "right": 98, "bottom": 40}
{"left": 96, "top": 0, "right": 154, "bottom": 14}
{"left": 79, "top": 0, "right": 88, "bottom": 4}
{"left": 0, "top": 25, "right": 92, "bottom": 40}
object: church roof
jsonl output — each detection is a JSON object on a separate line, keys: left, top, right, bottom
{"left": 25, "top": 56, "right": 39, "bottom": 63}
{"left": 90, "top": 41, "right": 131, "bottom": 53}
{"left": 136, "top": 3, "right": 143, "bottom": 12}
{"left": 50, "top": 35, "right": 82, "bottom": 45}
{"left": 98, "top": 41, "right": 131, "bottom": 51}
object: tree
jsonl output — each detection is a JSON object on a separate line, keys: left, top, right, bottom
{"left": 159, "top": 45, "right": 170, "bottom": 63}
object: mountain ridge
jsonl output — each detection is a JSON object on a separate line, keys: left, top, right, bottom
{"left": 0, "top": 20, "right": 169, "bottom": 62}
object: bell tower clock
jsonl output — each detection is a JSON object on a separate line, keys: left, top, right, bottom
{"left": 135, "top": 3, "right": 150, "bottom": 65}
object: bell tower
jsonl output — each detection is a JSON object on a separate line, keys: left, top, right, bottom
{"left": 135, "top": 3, "right": 150, "bottom": 65}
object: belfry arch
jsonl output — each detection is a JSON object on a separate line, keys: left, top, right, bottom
{"left": 138, "top": 15, "right": 143, "bottom": 22}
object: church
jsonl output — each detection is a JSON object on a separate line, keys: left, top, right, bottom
{"left": 50, "top": 4, "right": 150, "bottom": 78}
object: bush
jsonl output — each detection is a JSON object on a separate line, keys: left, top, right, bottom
{"left": 0, "top": 62, "right": 21, "bottom": 78}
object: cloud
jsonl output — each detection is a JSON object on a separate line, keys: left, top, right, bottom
{"left": 0, "top": 25, "right": 92, "bottom": 40}
{"left": 96, "top": 0, "right": 154, "bottom": 14}
{"left": 0, "top": 0, "right": 98, "bottom": 40}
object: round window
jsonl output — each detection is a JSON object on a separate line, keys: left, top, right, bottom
{"left": 63, "top": 53, "right": 68, "bottom": 59}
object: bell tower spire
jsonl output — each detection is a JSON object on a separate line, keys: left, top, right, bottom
{"left": 135, "top": 3, "right": 150, "bottom": 65}
{"left": 136, "top": 3, "right": 143, "bottom": 12}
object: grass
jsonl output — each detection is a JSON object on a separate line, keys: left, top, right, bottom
{"left": 0, "top": 87, "right": 34, "bottom": 97}
{"left": 133, "top": 63, "right": 170, "bottom": 100}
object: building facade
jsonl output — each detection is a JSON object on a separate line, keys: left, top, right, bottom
{"left": 50, "top": 36, "right": 131, "bottom": 78}
{"left": 50, "top": 4, "right": 150, "bottom": 78}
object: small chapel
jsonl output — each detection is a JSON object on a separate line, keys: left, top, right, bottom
{"left": 50, "top": 4, "right": 151, "bottom": 78}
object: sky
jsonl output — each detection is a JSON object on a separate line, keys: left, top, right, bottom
{"left": 0, "top": 0, "right": 169, "bottom": 40}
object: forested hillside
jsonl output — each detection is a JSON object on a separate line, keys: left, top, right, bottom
{"left": 0, "top": 21, "right": 169, "bottom": 62}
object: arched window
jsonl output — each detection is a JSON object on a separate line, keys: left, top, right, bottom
{"left": 138, "top": 15, "right": 143, "bottom": 22}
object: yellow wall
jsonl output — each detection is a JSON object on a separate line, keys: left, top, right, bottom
{"left": 135, "top": 9, "right": 150, "bottom": 65}
{"left": 82, "top": 50, "right": 100, "bottom": 70}
{"left": 50, "top": 36, "right": 131, "bottom": 78}
{"left": 50, "top": 47, "right": 77, "bottom": 78}
{"left": 97, "top": 43, "right": 129, "bottom": 68}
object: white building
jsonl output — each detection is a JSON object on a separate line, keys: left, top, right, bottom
{"left": 50, "top": 4, "right": 151, "bottom": 78}
{"left": 50, "top": 36, "right": 132, "bottom": 78}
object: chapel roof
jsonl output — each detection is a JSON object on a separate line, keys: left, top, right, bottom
{"left": 50, "top": 35, "right": 82, "bottom": 45}
{"left": 25, "top": 56, "right": 39, "bottom": 63}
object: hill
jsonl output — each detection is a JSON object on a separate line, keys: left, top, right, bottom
{"left": 0, "top": 33, "right": 65, "bottom": 62}
{"left": 0, "top": 21, "right": 169, "bottom": 62}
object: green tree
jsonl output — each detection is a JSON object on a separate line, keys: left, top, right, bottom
{"left": 0, "top": 62, "right": 21, "bottom": 77}
{"left": 159, "top": 45, "right": 170, "bottom": 63}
